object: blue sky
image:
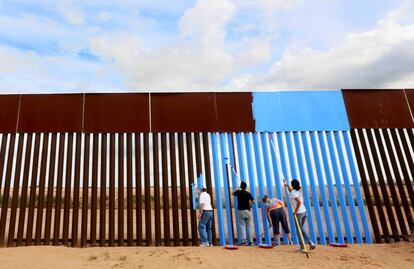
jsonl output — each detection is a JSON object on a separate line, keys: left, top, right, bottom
{"left": 0, "top": 0, "right": 413, "bottom": 93}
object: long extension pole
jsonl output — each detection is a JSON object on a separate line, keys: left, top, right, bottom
{"left": 267, "top": 133, "right": 309, "bottom": 258}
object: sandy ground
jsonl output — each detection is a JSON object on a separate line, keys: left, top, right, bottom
{"left": 0, "top": 243, "right": 413, "bottom": 269}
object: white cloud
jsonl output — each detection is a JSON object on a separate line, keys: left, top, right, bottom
{"left": 238, "top": 1, "right": 414, "bottom": 90}
{"left": 179, "top": 0, "right": 236, "bottom": 46}
{"left": 56, "top": 0, "right": 86, "bottom": 26}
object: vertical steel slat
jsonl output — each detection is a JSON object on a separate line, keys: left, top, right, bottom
{"left": 0, "top": 134, "right": 16, "bottom": 246}
{"left": 359, "top": 129, "right": 390, "bottom": 242}
{"left": 27, "top": 134, "right": 40, "bottom": 246}
{"left": 375, "top": 129, "right": 407, "bottom": 237}
{"left": 0, "top": 135, "right": 8, "bottom": 195}
{"left": 170, "top": 133, "right": 180, "bottom": 246}
{"left": 109, "top": 134, "right": 115, "bottom": 246}
{"left": 126, "top": 133, "right": 134, "bottom": 246}
{"left": 328, "top": 131, "right": 361, "bottom": 244}
{"left": 367, "top": 129, "right": 399, "bottom": 241}
{"left": 201, "top": 133, "right": 216, "bottom": 245}
{"left": 178, "top": 133, "right": 189, "bottom": 246}
{"left": 99, "top": 134, "right": 107, "bottom": 247}
{"left": 301, "top": 131, "right": 326, "bottom": 244}
{"left": 71, "top": 133, "right": 82, "bottom": 247}
{"left": 53, "top": 133, "right": 65, "bottom": 246}
{"left": 144, "top": 133, "right": 151, "bottom": 246}
{"left": 227, "top": 133, "right": 241, "bottom": 245}
{"left": 342, "top": 131, "right": 372, "bottom": 243}
{"left": 161, "top": 133, "right": 170, "bottom": 246}
{"left": 277, "top": 132, "right": 299, "bottom": 244}
{"left": 34, "top": 134, "right": 49, "bottom": 245}
{"left": 7, "top": 134, "right": 24, "bottom": 246}
{"left": 319, "top": 131, "right": 345, "bottom": 243}
{"left": 350, "top": 129, "right": 382, "bottom": 243}
{"left": 293, "top": 132, "right": 317, "bottom": 244}
{"left": 245, "top": 132, "right": 264, "bottom": 244}
{"left": 334, "top": 132, "right": 362, "bottom": 243}
{"left": 44, "top": 134, "right": 57, "bottom": 245}
{"left": 309, "top": 132, "right": 335, "bottom": 243}
{"left": 90, "top": 133, "right": 98, "bottom": 245}
{"left": 153, "top": 133, "right": 162, "bottom": 246}
{"left": 211, "top": 132, "right": 225, "bottom": 245}
{"left": 269, "top": 133, "right": 289, "bottom": 244}
{"left": 118, "top": 133, "right": 125, "bottom": 246}
{"left": 396, "top": 129, "right": 414, "bottom": 209}
{"left": 238, "top": 133, "right": 263, "bottom": 243}
{"left": 186, "top": 133, "right": 198, "bottom": 246}
{"left": 80, "top": 134, "right": 90, "bottom": 247}
{"left": 219, "top": 133, "right": 234, "bottom": 245}
{"left": 62, "top": 133, "right": 74, "bottom": 246}
{"left": 286, "top": 132, "right": 313, "bottom": 244}
{"left": 135, "top": 133, "right": 143, "bottom": 246}
{"left": 253, "top": 133, "right": 271, "bottom": 244}
{"left": 328, "top": 131, "right": 354, "bottom": 243}
{"left": 389, "top": 130, "right": 414, "bottom": 229}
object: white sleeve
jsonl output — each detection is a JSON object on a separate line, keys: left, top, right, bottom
{"left": 290, "top": 191, "right": 299, "bottom": 200}
{"left": 199, "top": 193, "right": 207, "bottom": 205}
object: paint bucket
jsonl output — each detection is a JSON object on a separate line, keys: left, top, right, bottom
{"left": 224, "top": 245, "right": 239, "bottom": 250}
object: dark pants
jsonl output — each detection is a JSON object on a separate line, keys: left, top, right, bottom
{"left": 270, "top": 207, "right": 290, "bottom": 234}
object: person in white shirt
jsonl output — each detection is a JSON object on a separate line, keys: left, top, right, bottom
{"left": 284, "top": 179, "right": 316, "bottom": 252}
{"left": 198, "top": 186, "right": 213, "bottom": 247}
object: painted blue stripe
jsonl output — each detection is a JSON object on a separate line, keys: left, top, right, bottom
{"left": 291, "top": 132, "right": 317, "bottom": 244}
{"left": 244, "top": 133, "right": 262, "bottom": 244}
{"left": 226, "top": 133, "right": 242, "bottom": 245}
{"left": 301, "top": 132, "right": 326, "bottom": 244}
{"left": 262, "top": 133, "right": 275, "bottom": 197}
{"left": 318, "top": 132, "right": 344, "bottom": 244}
{"left": 191, "top": 183, "right": 196, "bottom": 210}
{"left": 325, "top": 131, "right": 352, "bottom": 243}
{"left": 343, "top": 132, "right": 372, "bottom": 243}
{"left": 252, "top": 91, "right": 350, "bottom": 132}
{"left": 211, "top": 133, "right": 226, "bottom": 245}
{"left": 311, "top": 132, "right": 335, "bottom": 243}
{"left": 219, "top": 133, "right": 234, "bottom": 245}
{"left": 277, "top": 132, "right": 299, "bottom": 244}
{"left": 253, "top": 133, "right": 272, "bottom": 244}
{"left": 268, "top": 133, "right": 289, "bottom": 244}
{"left": 331, "top": 131, "right": 358, "bottom": 243}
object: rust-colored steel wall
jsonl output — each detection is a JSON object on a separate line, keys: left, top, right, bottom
{"left": 215, "top": 93, "right": 255, "bottom": 132}
{"left": 0, "top": 95, "right": 19, "bottom": 133}
{"left": 342, "top": 90, "right": 414, "bottom": 128}
{"left": 18, "top": 94, "right": 83, "bottom": 132}
{"left": 151, "top": 93, "right": 217, "bottom": 132}
{"left": 84, "top": 93, "right": 150, "bottom": 133}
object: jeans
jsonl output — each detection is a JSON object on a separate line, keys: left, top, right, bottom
{"left": 238, "top": 209, "right": 253, "bottom": 244}
{"left": 295, "top": 212, "right": 314, "bottom": 248}
{"left": 198, "top": 211, "right": 213, "bottom": 245}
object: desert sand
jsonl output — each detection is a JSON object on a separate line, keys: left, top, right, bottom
{"left": 0, "top": 243, "right": 413, "bottom": 269}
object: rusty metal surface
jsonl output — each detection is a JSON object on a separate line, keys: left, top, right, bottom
{"left": 215, "top": 93, "right": 255, "bottom": 132}
{"left": 0, "top": 95, "right": 19, "bottom": 133}
{"left": 151, "top": 93, "right": 216, "bottom": 132}
{"left": 342, "top": 90, "right": 414, "bottom": 128}
{"left": 18, "top": 94, "right": 83, "bottom": 133}
{"left": 84, "top": 93, "right": 150, "bottom": 133}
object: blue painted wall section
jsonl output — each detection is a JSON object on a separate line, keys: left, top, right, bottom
{"left": 252, "top": 91, "right": 350, "bottom": 132}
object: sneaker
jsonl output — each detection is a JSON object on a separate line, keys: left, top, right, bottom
{"left": 299, "top": 248, "right": 306, "bottom": 253}
{"left": 309, "top": 244, "right": 316, "bottom": 250}
{"left": 272, "top": 242, "right": 279, "bottom": 247}
{"left": 247, "top": 242, "right": 254, "bottom": 246}
{"left": 199, "top": 243, "right": 209, "bottom": 247}
{"left": 238, "top": 242, "right": 247, "bottom": 246}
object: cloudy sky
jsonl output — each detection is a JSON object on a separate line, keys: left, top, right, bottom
{"left": 0, "top": 0, "right": 413, "bottom": 93}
